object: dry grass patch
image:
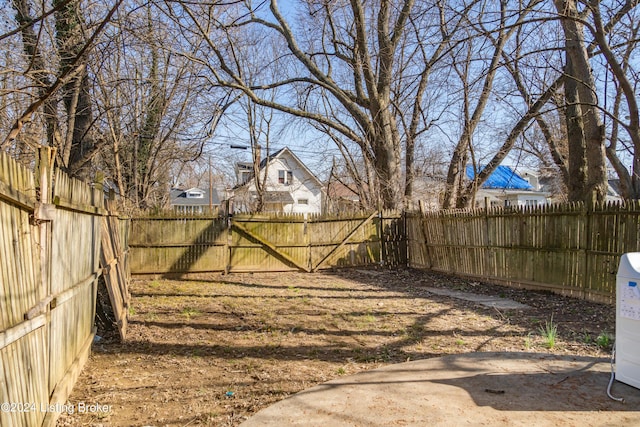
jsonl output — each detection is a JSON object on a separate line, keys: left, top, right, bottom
{"left": 58, "top": 269, "right": 614, "bottom": 426}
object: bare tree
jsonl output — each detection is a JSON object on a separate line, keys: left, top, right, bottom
{"left": 441, "top": 0, "right": 542, "bottom": 208}
{"left": 54, "top": 0, "right": 96, "bottom": 179}
{"left": 4, "top": 0, "right": 638, "bottom": 210}
{"left": 11, "top": 0, "right": 60, "bottom": 153}
{"left": 441, "top": 0, "right": 639, "bottom": 206}
{"left": 168, "top": 0, "right": 474, "bottom": 209}
{"left": 92, "top": 1, "right": 234, "bottom": 210}
{"left": 469, "top": 0, "right": 639, "bottom": 206}
{"left": 243, "top": 98, "right": 276, "bottom": 213}
{"left": 589, "top": 0, "right": 640, "bottom": 199}
{"left": 5, "top": 0, "right": 123, "bottom": 178}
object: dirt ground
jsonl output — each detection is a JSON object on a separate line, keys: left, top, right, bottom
{"left": 57, "top": 268, "right": 616, "bottom": 427}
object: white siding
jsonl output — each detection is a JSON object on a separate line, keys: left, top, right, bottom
{"left": 235, "top": 151, "right": 323, "bottom": 214}
{"left": 267, "top": 155, "right": 321, "bottom": 214}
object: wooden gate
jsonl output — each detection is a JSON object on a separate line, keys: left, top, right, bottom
{"left": 129, "top": 211, "right": 405, "bottom": 274}
{"left": 229, "top": 212, "right": 381, "bottom": 272}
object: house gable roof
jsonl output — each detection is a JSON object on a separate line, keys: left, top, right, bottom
{"left": 466, "top": 165, "right": 532, "bottom": 190}
{"left": 238, "top": 147, "right": 323, "bottom": 189}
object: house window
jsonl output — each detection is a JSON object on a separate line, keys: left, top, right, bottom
{"left": 239, "top": 170, "right": 251, "bottom": 184}
{"left": 298, "top": 198, "right": 308, "bottom": 205}
{"left": 187, "top": 191, "right": 204, "bottom": 198}
{"left": 278, "top": 170, "right": 293, "bottom": 185}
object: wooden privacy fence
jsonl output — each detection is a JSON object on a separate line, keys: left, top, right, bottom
{"left": 129, "top": 211, "right": 406, "bottom": 274}
{"left": 100, "top": 197, "right": 131, "bottom": 340}
{"left": 406, "top": 201, "right": 640, "bottom": 304}
{"left": 0, "top": 149, "right": 129, "bottom": 427}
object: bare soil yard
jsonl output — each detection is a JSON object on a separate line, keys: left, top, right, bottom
{"left": 57, "top": 268, "right": 615, "bottom": 426}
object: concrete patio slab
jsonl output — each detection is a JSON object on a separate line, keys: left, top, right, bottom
{"left": 241, "top": 352, "right": 640, "bottom": 427}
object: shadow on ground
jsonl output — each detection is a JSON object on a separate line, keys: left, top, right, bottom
{"left": 63, "top": 268, "right": 619, "bottom": 427}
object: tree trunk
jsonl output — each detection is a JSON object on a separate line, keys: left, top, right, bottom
{"left": 442, "top": 141, "right": 468, "bottom": 209}
{"left": 54, "top": 0, "right": 95, "bottom": 180}
{"left": 373, "top": 136, "right": 402, "bottom": 210}
{"left": 555, "top": 0, "right": 607, "bottom": 203}
{"left": 563, "top": 58, "right": 589, "bottom": 202}
{"left": 66, "top": 71, "right": 95, "bottom": 179}
{"left": 370, "top": 107, "right": 402, "bottom": 210}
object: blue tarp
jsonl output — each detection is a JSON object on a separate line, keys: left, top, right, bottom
{"left": 466, "top": 165, "right": 532, "bottom": 190}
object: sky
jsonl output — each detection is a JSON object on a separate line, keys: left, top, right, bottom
{"left": 200, "top": 94, "right": 347, "bottom": 185}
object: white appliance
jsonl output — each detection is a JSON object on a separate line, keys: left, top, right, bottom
{"left": 616, "top": 253, "right": 640, "bottom": 389}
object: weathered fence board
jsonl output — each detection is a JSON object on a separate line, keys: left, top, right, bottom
{"left": 0, "top": 149, "right": 129, "bottom": 427}
{"left": 47, "top": 168, "right": 103, "bottom": 418}
{"left": 232, "top": 218, "right": 311, "bottom": 272}
{"left": 311, "top": 211, "right": 378, "bottom": 271}
{"left": 407, "top": 201, "right": 640, "bottom": 304}
{"left": 129, "top": 217, "right": 228, "bottom": 273}
{"left": 129, "top": 211, "right": 403, "bottom": 274}
{"left": 0, "top": 150, "right": 48, "bottom": 427}
{"left": 100, "top": 198, "right": 131, "bottom": 339}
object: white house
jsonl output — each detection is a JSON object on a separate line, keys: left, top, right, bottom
{"left": 232, "top": 147, "right": 323, "bottom": 214}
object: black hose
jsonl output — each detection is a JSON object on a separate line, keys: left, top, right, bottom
{"left": 607, "top": 347, "right": 625, "bottom": 403}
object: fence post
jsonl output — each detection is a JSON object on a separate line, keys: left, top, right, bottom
{"left": 483, "top": 198, "right": 491, "bottom": 278}
{"left": 583, "top": 194, "right": 597, "bottom": 301}
{"left": 35, "top": 146, "right": 55, "bottom": 415}
{"left": 224, "top": 208, "right": 232, "bottom": 275}
{"left": 378, "top": 209, "right": 384, "bottom": 266}
{"left": 417, "top": 201, "right": 432, "bottom": 269}
{"left": 304, "top": 214, "right": 311, "bottom": 271}
{"left": 35, "top": 146, "right": 54, "bottom": 302}
{"left": 402, "top": 210, "right": 408, "bottom": 266}
{"left": 483, "top": 197, "right": 491, "bottom": 245}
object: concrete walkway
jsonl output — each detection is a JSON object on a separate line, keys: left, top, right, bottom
{"left": 241, "top": 352, "right": 640, "bottom": 427}
{"left": 422, "top": 287, "right": 531, "bottom": 310}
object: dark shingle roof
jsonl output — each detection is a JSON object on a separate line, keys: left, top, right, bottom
{"left": 170, "top": 188, "right": 220, "bottom": 206}
{"left": 250, "top": 191, "right": 294, "bottom": 204}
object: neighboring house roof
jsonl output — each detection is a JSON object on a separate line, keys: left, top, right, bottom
{"left": 170, "top": 187, "right": 220, "bottom": 206}
{"left": 262, "top": 147, "right": 324, "bottom": 187}
{"left": 101, "top": 179, "right": 120, "bottom": 196}
{"left": 235, "top": 147, "right": 324, "bottom": 190}
{"left": 250, "top": 191, "right": 295, "bottom": 204}
{"left": 327, "top": 181, "right": 360, "bottom": 201}
{"left": 466, "top": 165, "right": 532, "bottom": 190}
